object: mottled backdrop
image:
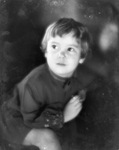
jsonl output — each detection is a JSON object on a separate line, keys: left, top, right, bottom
{"left": 0, "top": 0, "right": 119, "bottom": 150}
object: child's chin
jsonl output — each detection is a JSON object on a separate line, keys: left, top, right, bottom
{"left": 56, "top": 71, "right": 66, "bottom": 75}
{"left": 55, "top": 70, "right": 67, "bottom": 75}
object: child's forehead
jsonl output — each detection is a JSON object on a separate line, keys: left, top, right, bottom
{"left": 52, "top": 31, "right": 76, "bottom": 38}
{"left": 50, "top": 32, "right": 80, "bottom": 42}
{"left": 51, "top": 34, "right": 78, "bottom": 41}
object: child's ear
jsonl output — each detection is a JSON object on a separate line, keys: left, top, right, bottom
{"left": 44, "top": 52, "right": 47, "bottom": 58}
{"left": 79, "top": 58, "right": 85, "bottom": 64}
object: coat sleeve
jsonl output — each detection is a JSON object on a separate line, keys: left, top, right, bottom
{"left": 20, "top": 82, "right": 64, "bottom": 130}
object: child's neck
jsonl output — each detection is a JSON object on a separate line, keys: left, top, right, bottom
{"left": 48, "top": 68, "right": 71, "bottom": 82}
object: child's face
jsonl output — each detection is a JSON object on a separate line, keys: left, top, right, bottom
{"left": 45, "top": 32, "right": 84, "bottom": 78}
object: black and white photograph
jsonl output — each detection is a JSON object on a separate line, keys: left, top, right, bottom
{"left": 0, "top": 0, "right": 119, "bottom": 150}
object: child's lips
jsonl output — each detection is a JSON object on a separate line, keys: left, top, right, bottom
{"left": 56, "top": 63, "right": 66, "bottom": 66}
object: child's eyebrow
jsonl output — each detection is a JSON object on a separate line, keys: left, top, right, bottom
{"left": 50, "top": 41, "right": 80, "bottom": 48}
{"left": 50, "top": 41, "right": 59, "bottom": 44}
{"left": 68, "top": 44, "right": 79, "bottom": 48}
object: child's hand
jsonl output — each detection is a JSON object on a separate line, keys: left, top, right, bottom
{"left": 63, "top": 96, "right": 82, "bottom": 123}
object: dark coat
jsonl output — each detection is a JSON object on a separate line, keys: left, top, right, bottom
{"left": 0, "top": 63, "right": 97, "bottom": 144}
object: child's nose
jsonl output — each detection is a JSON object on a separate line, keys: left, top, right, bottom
{"left": 58, "top": 50, "right": 66, "bottom": 58}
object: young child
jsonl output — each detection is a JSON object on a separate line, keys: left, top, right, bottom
{"left": 1, "top": 18, "right": 91, "bottom": 150}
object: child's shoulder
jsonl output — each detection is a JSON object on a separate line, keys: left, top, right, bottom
{"left": 18, "top": 64, "right": 48, "bottom": 87}
{"left": 27, "top": 64, "right": 47, "bottom": 79}
{"left": 76, "top": 65, "right": 97, "bottom": 89}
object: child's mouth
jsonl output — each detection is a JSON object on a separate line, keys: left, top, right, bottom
{"left": 57, "top": 63, "right": 66, "bottom": 66}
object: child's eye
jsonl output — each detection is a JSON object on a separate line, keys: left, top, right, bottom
{"left": 51, "top": 44, "right": 58, "bottom": 50}
{"left": 67, "top": 47, "right": 75, "bottom": 52}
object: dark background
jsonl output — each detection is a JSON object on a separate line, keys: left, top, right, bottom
{"left": 0, "top": 0, "right": 119, "bottom": 150}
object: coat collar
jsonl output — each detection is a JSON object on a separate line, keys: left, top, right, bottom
{"left": 46, "top": 64, "right": 77, "bottom": 88}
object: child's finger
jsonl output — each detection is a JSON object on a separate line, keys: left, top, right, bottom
{"left": 75, "top": 102, "right": 82, "bottom": 107}
{"left": 70, "top": 96, "right": 78, "bottom": 103}
{"left": 72, "top": 102, "right": 81, "bottom": 110}
{"left": 75, "top": 105, "right": 82, "bottom": 114}
{"left": 73, "top": 99, "right": 81, "bottom": 105}
{"left": 78, "top": 98, "right": 85, "bottom": 102}
{"left": 76, "top": 104, "right": 82, "bottom": 111}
